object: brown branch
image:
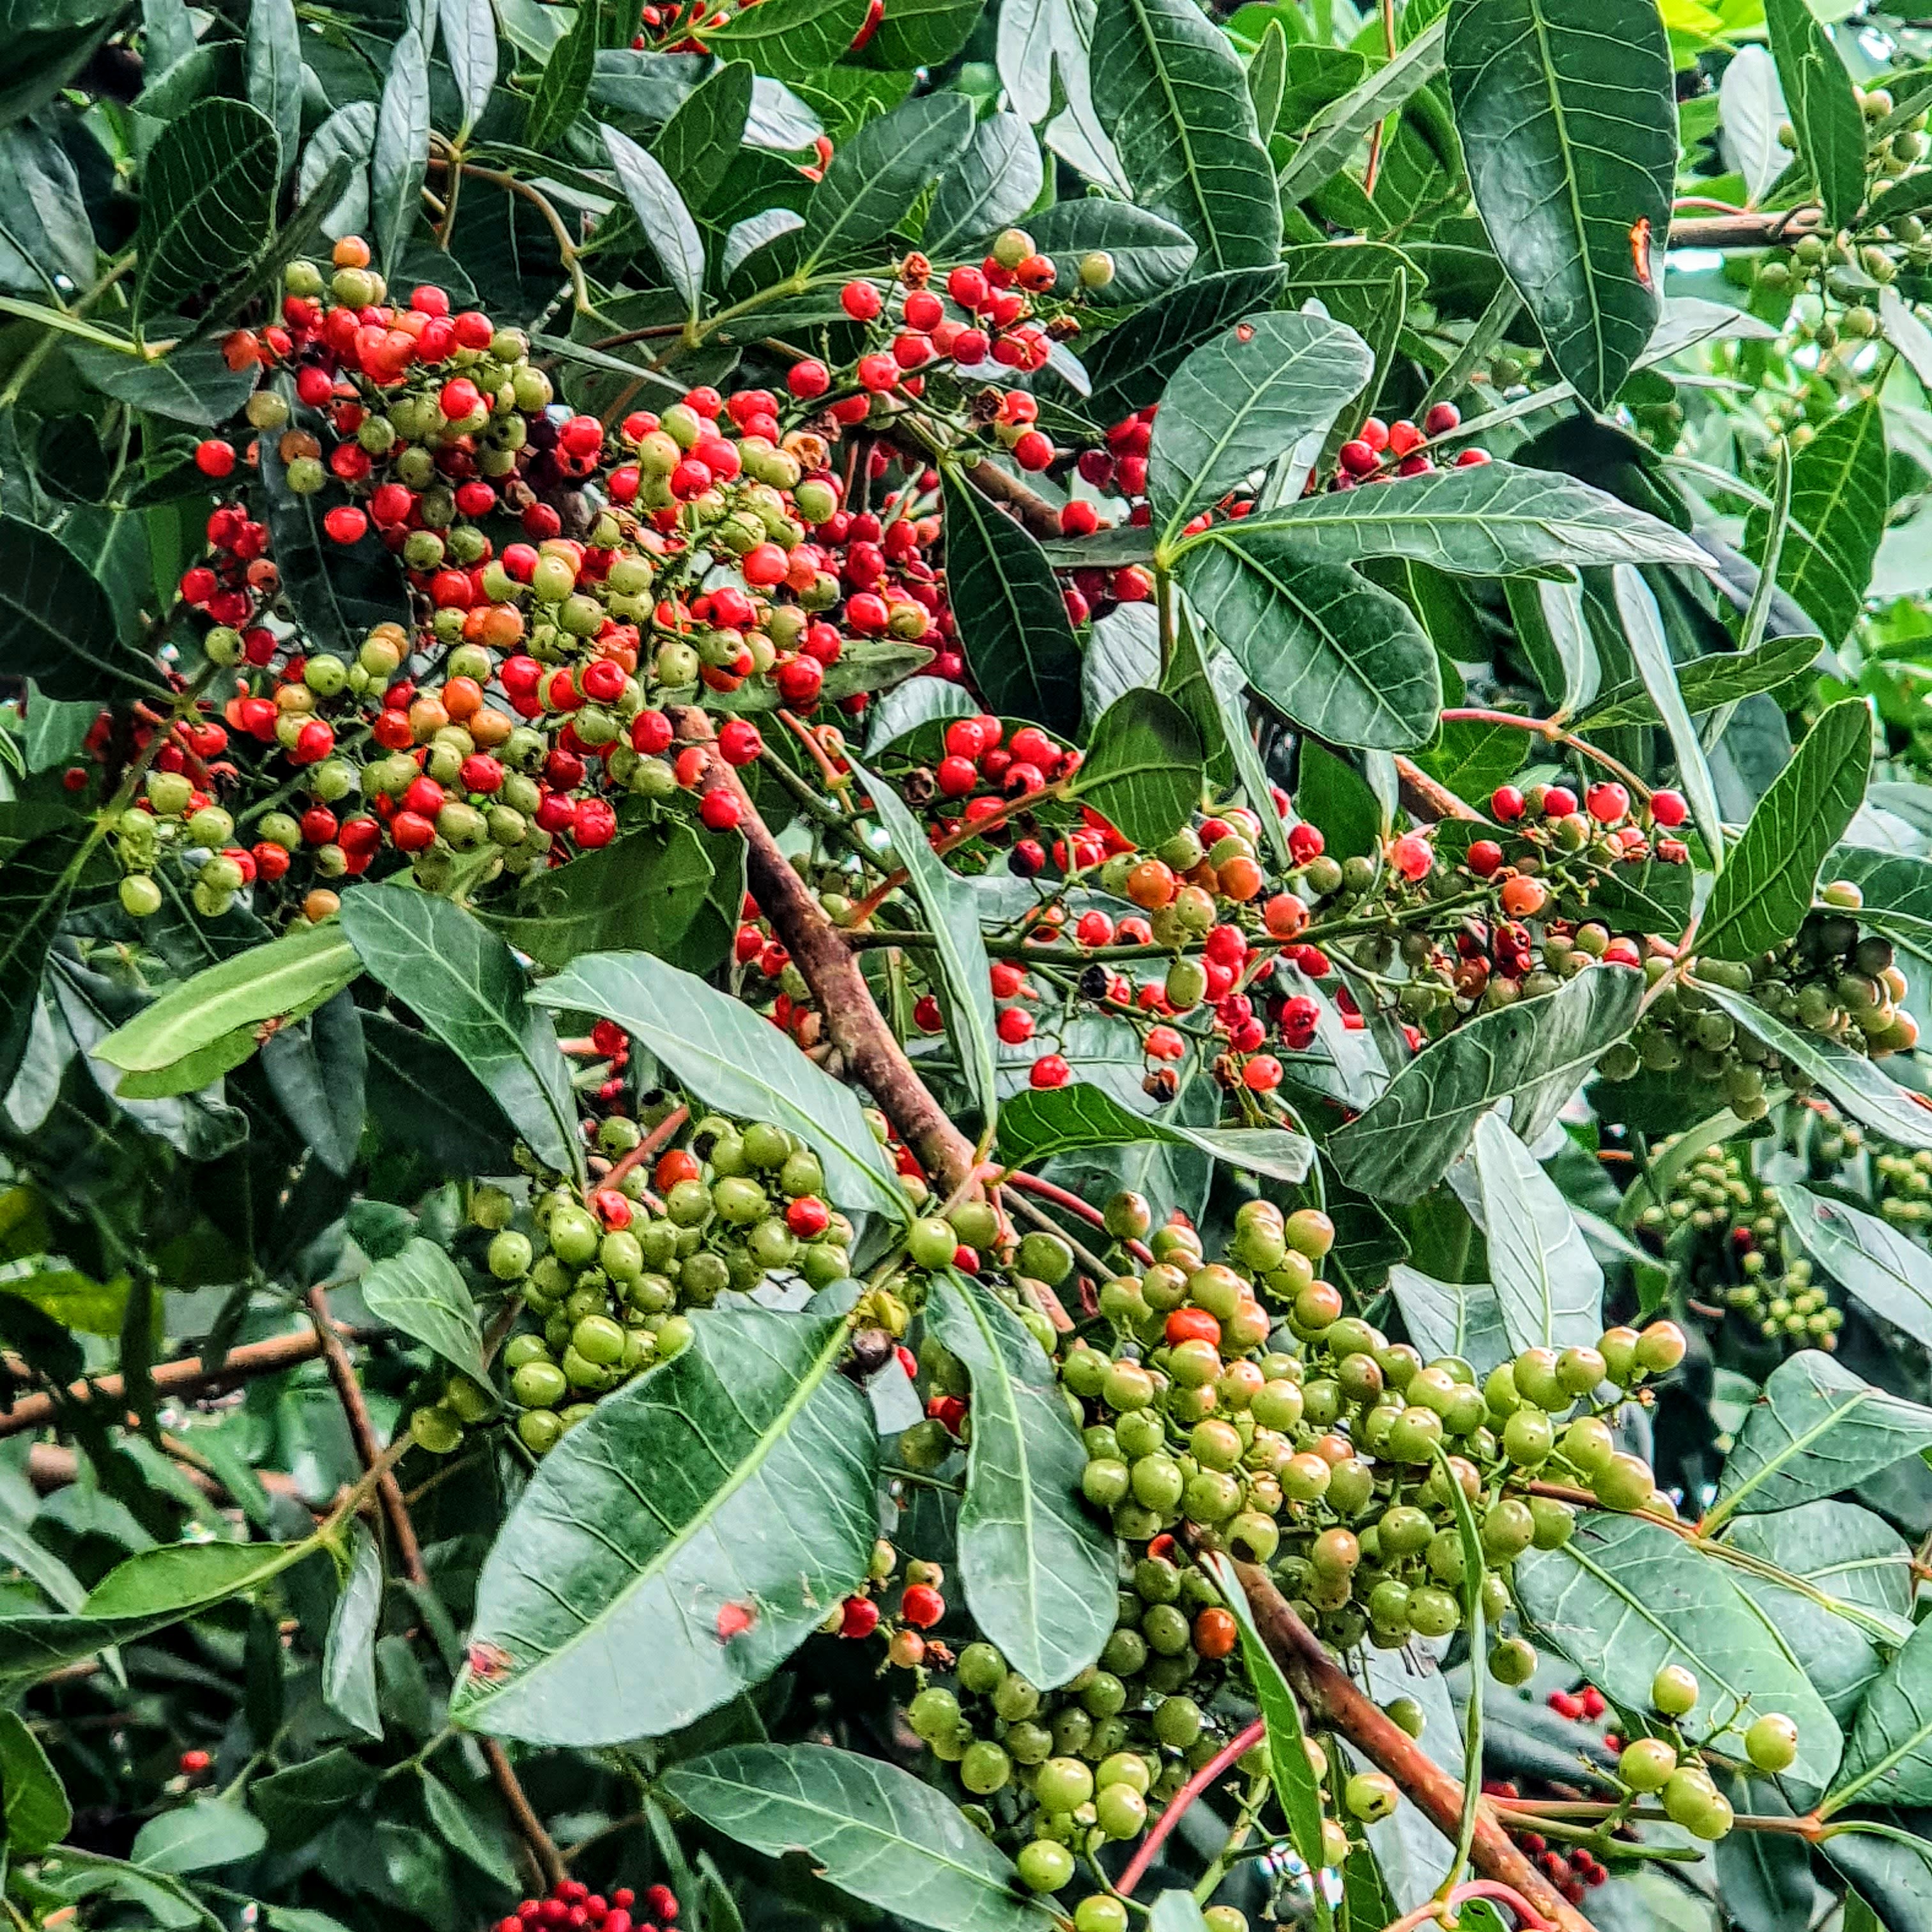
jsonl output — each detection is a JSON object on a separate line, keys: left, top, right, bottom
{"left": 1233, "top": 1558, "right": 1600, "bottom": 1932}
{"left": 1666, "top": 208, "right": 1821, "bottom": 250}
{"left": 962, "top": 457, "right": 1063, "bottom": 541}
{"left": 671, "top": 710, "right": 980, "bottom": 1191}
{"left": 305, "top": 1286, "right": 567, "bottom": 1892}
{"left": 24, "top": 1441, "right": 307, "bottom": 1508}
{"left": 1395, "top": 756, "right": 1483, "bottom": 825}
{"left": 0, "top": 1328, "right": 351, "bottom": 1439}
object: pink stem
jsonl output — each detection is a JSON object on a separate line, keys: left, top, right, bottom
{"left": 1116, "top": 1719, "right": 1267, "bottom": 1898}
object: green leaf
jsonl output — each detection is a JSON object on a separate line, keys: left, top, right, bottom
{"left": 1197, "top": 626, "right": 1291, "bottom": 868}
{"left": 1147, "top": 312, "right": 1371, "bottom": 536}
{"left": 1080, "top": 264, "right": 1284, "bottom": 421}
{"left": 1386, "top": 1264, "right": 1511, "bottom": 1377}
{"left": 361, "top": 1238, "right": 486, "bottom": 1385}
{"left": 1612, "top": 564, "right": 1726, "bottom": 869}
{"left": 439, "top": 0, "right": 499, "bottom": 138}
{"left": 96, "top": 926, "right": 359, "bottom": 1077}
{"left": 1330, "top": 964, "right": 1643, "bottom": 1200}
{"left": 1179, "top": 530, "right": 1441, "bottom": 751}
{"left": 372, "top": 30, "right": 431, "bottom": 277}
{"left": 479, "top": 820, "right": 713, "bottom": 971}
{"left": 1507, "top": 576, "right": 1599, "bottom": 719}
{"left": 1089, "top": 0, "right": 1280, "bottom": 273}
{"left": 363, "top": 1012, "right": 521, "bottom": 1176}
{"left": 1514, "top": 1512, "right": 1843, "bottom": 1793}
{"left": 261, "top": 989, "right": 367, "bottom": 1178}
{"left": 0, "top": 518, "right": 159, "bottom": 700}
{"left": 1210, "top": 461, "right": 1711, "bottom": 577}
{"left": 1574, "top": 630, "right": 1821, "bottom": 729}
{"left": 1777, "top": 1185, "right": 1932, "bottom": 1353}
{"left": 1444, "top": 0, "right": 1673, "bottom": 408}
{"left": 134, "top": 98, "right": 279, "bottom": 326}
{"left": 651, "top": 59, "right": 752, "bottom": 213}
{"left": 0, "top": 827, "right": 87, "bottom": 1094}
{"left": 244, "top": 0, "right": 302, "bottom": 173}
{"left": 1745, "top": 397, "right": 1887, "bottom": 648}
{"left": 68, "top": 339, "right": 258, "bottom": 427}
{"left": 940, "top": 466, "right": 1084, "bottom": 740}
{"left": 662, "top": 1744, "right": 1055, "bottom": 1932}
{"left": 698, "top": 0, "right": 871, "bottom": 84}
{"left": 1701, "top": 985, "right": 1932, "bottom": 1151}
{"left": 254, "top": 1751, "right": 367, "bottom": 1850}
{"left": 926, "top": 1272, "right": 1115, "bottom": 1688}
{"left": 603, "top": 124, "right": 705, "bottom": 317}
{"left": 1828, "top": 845, "right": 1932, "bottom": 958}
{"left": 524, "top": 0, "right": 597, "bottom": 150}
{"left": 339, "top": 884, "right": 581, "bottom": 1179}
{"left": 1071, "top": 690, "right": 1204, "bottom": 849}
{"left": 1470, "top": 1110, "right": 1603, "bottom": 1355}
{"left": 1247, "top": 17, "right": 1287, "bottom": 139}
{"left": 1825, "top": 1613, "right": 1932, "bottom": 1814}
{"left": 996, "top": 1082, "right": 1313, "bottom": 1183}
{"left": 1827, "top": 1828, "right": 1932, "bottom": 1932}
{"left": 802, "top": 91, "right": 974, "bottom": 267}
{"left": 1697, "top": 697, "right": 1871, "bottom": 961}
{"left": 133, "top": 1798, "right": 268, "bottom": 1874}
{"left": 850, "top": 756, "right": 999, "bottom": 1131}
{"left": 0, "top": 1708, "right": 68, "bottom": 1853}
{"left": 531, "top": 950, "right": 907, "bottom": 1218}
{"left": 1200, "top": 1550, "right": 1327, "bottom": 1869}
{"left": 0, "top": 1510, "right": 87, "bottom": 1613}
{"left": 1765, "top": 0, "right": 1864, "bottom": 231}
{"left": 1147, "top": 1894, "right": 1211, "bottom": 1932}
{"left": 323, "top": 1520, "right": 383, "bottom": 1741}
{"left": 422, "top": 1770, "right": 518, "bottom": 1888}
{"left": 1724, "top": 1500, "right": 1914, "bottom": 1629}
{"left": 1025, "top": 199, "right": 1197, "bottom": 303}
{"left": 1708, "top": 1349, "right": 1932, "bottom": 1525}
{"left": 453, "top": 1301, "right": 878, "bottom": 1744}
{"left": 924, "top": 111, "right": 1043, "bottom": 258}
{"left": 1275, "top": 17, "right": 1445, "bottom": 204}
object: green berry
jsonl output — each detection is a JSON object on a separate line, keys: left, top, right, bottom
{"left": 1745, "top": 1712, "right": 1798, "bottom": 1772}
{"left": 1620, "top": 1737, "right": 1677, "bottom": 1792}
{"left": 1016, "top": 1840, "right": 1075, "bottom": 1893}
{"left": 1345, "top": 1771, "right": 1399, "bottom": 1821}
{"left": 1652, "top": 1663, "right": 1699, "bottom": 1715}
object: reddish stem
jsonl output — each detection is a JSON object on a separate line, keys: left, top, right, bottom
{"left": 1116, "top": 1719, "right": 1266, "bottom": 1897}
{"left": 590, "top": 1104, "right": 689, "bottom": 1205}
{"left": 1000, "top": 1169, "right": 1156, "bottom": 1267}
{"left": 1384, "top": 1881, "right": 1557, "bottom": 1932}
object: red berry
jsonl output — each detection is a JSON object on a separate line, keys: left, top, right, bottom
{"left": 1491, "top": 785, "right": 1526, "bottom": 822}
{"left": 194, "top": 440, "right": 236, "bottom": 477}
{"left": 717, "top": 720, "right": 764, "bottom": 766}
{"left": 996, "top": 1007, "right": 1034, "bottom": 1045}
{"left": 1059, "top": 500, "right": 1100, "bottom": 537}
{"left": 1390, "top": 833, "right": 1432, "bottom": 880}
{"left": 1287, "top": 821, "right": 1324, "bottom": 865}
{"left": 1423, "top": 401, "right": 1461, "bottom": 436}
{"left": 788, "top": 358, "right": 830, "bottom": 398}
{"left": 179, "top": 1749, "right": 212, "bottom": 1775}
{"left": 1542, "top": 785, "right": 1578, "bottom": 818}
{"left": 1011, "top": 429, "right": 1052, "bottom": 471}
{"left": 1029, "top": 1053, "right": 1070, "bottom": 1089}
{"left": 1585, "top": 781, "right": 1629, "bottom": 824}
{"left": 1454, "top": 447, "right": 1492, "bottom": 467}
{"left": 1650, "top": 788, "right": 1687, "bottom": 827}
{"left": 900, "top": 1583, "right": 944, "bottom": 1628}
{"left": 1387, "top": 419, "right": 1424, "bottom": 456}
{"left": 841, "top": 280, "right": 882, "bottom": 321}
{"left": 700, "top": 789, "right": 742, "bottom": 832}
{"left": 1337, "top": 439, "right": 1379, "bottom": 477}
{"left": 838, "top": 1595, "right": 880, "bottom": 1639}
{"left": 323, "top": 505, "right": 367, "bottom": 544}
{"left": 1466, "top": 839, "right": 1503, "bottom": 878}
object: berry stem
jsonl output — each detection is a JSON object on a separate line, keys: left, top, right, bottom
{"left": 1437, "top": 710, "right": 1653, "bottom": 803}
{"left": 1384, "top": 1880, "right": 1557, "bottom": 1931}
{"left": 1114, "top": 1718, "right": 1266, "bottom": 1898}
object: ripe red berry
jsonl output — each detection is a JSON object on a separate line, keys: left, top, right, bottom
{"left": 841, "top": 280, "right": 882, "bottom": 321}
{"left": 900, "top": 1583, "right": 944, "bottom": 1627}
{"left": 194, "top": 439, "right": 236, "bottom": 477}
{"left": 1287, "top": 821, "right": 1324, "bottom": 865}
{"left": 838, "top": 1595, "right": 880, "bottom": 1639}
{"left": 1649, "top": 788, "right": 1687, "bottom": 827}
{"left": 1423, "top": 401, "right": 1461, "bottom": 436}
{"left": 699, "top": 788, "right": 742, "bottom": 832}
{"left": 1542, "top": 785, "right": 1578, "bottom": 818}
{"left": 1387, "top": 419, "right": 1425, "bottom": 456}
{"left": 788, "top": 358, "right": 830, "bottom": 398}
{"left": 1337, "top": 439, "right": 1379, "bottom": 477}
{"left": 1491, "top": 785, "right": 1526, "bottom": 822}
{"left": 717, "top": 720, "right": 763, "bottom": 766}
{"left": 1467, "top": 838, "right": 1503, "bottom": 878}
{"left": 1586, "top": 781, "right": 1630, "bottom": 823}
{"left": 323, "top": 505, "right": 367, "bottom": 544}
{"left": 1059, "top": 500, "right": 1100, "bottom": 537}
{"left": 996, "top": 1007, "right": 1035, "bottom": 1045}
{"left": 1012, "top": 429, "right": 1052, "bottom": 471}
{"left": 1030, "top": 1053, "right": 1071, "bottom": 1089}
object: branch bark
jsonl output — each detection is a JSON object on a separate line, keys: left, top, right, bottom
{"left": 670, "top": 709, "right": 981, "bottom": 1191}
{"left": 1395, "top": 755, "right": 1483, "bottom": 825}
{"left": 1232, "top": 1558, "right": 1600, "bottom": 1932}
{"left": 1666, "top": 208, "right": 1821, "bottom": 249}
{"left": 305, "top": 1285, "right": 567, "bottom": 1892}
{"left": 962, "top": 457, "right": 1062, "bottom": 540}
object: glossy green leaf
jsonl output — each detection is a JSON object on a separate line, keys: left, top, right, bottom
{"left": 523, "top": 0, "right": 598, "bottom": 151}
{"left": 532, "top": 950, "right": 907, "bottom": 1218}
{"left": 1071, "top": 690, "right": 1204, "bottom": 849}
{"left": 1723, "top": 1501, "right": 1915, "bottom": 1629}
{"left": 1247, "top": 17, "right": 1287, "bottom": 139}
{"left": 480, "top": 820, "right": 712, "bottom": 971}
{"left": 1180, "top": 532, "right": 1440, "bottom": 751}
{"left": 851, "top": 755, "right": 999, "bottom": 1130}
{"left": 1709, "top": 1349, "right": 1932, "bottom": 1525}
{"left": 372, "top": 31, "right": 431, "bottom": 277}
{"left": 1765, "top": 0, "right": 1864, "bottom": 231}
{"left": 663, "top": 1744, "right": 1055, "bottom": 1932}
{"left": 927, "top": 1272, "right": 1115, "bottom": 1688}
{"left": 454, "top": 1301, "right": 877, "bottom": 1744}
{"left": 363, "top": 1012, "right": 522, "bottom": 1176}
{"left": 650, "top": 60, "right": 752, "bottom": 213}
{"left": 96, "top": 926, "right": 360, "bottom": 1075}
{"left": 439, "top": 0, "right": 498, "bottom": 137}
{"left": 1612, "top": 564, "right": 1726, "bottom": 868}
{"left": 1777, "top": 1185, "right": 1932, "bottom": 1353}
{"left": 339, "top": 884, "right": 581, "bottom": 1179}
{"left": 422, "top": 1770, "right": 518, "bottom": 1887}
{"left": 1698, "top": 698, "right": 1871, "bottom": 961}
{"left": 1470, "top": 1110, "right": 1603, "bottom": 1355}
{"left": 1089, "top": 0, "right": 1279, "bottom": 272}
{"left": 1275, "top": 18, "right": 1445, "bottom": 204}
{"left": 1196, "top": 625, "right": 1292, "bottom": 867}
{"left": 134, "top": 1798, "right": 268, "bottom": 1873}
{"left": 1575, "top": 629, "right": 1821, "bottom": 729}
{"left": 1330, "top": 964, "right": 1643, "bottom": 1200}
{"left": 1825, "top": 1614, "right": 1932, "bottom": 1813}
{"left": 698, "top": 0, "right": 871, "bottom": 84}
{"left": 1386, "top": 1264, "right": 1511, "bottom": 1377}
{"left": 244, "top": 0, "right": 301, "bottom": 171}
{"left": 604, "top": 124, "right": 706, "bottom": 316}
{"left": 361, "top": 1238, "right": 486, "bottom": 1384}
{"left": 1147, "top": 312, "right": 1372, "bottom": 535}
{"left": 1080, "top": 265, "right": 1284, "bottom": 421}
{"left": 0, "top": 518, "right": 159, "bottom": 700}
{"left": 0, "top": 1708, "right": 69, "bottom": 1853}
{"left": 134, "top": 97, "right": 279, "bottom": 325}
{"left": 802, "top": 91, "right": 974, "bottom": 267}
{"left": 1209, "top": 461, "right": 1712, "bottom": 577}
{"left": 1445, "top": 0, "right": 1673, "bottom": 408}
{"left": 69, "top": 338, "right": 259, "bottom": 427}
{"left": 1506, "top": 576, "right": 1599, "bottom": 719}
{"left": 0, "top": 828, "right": 87, "bottom": 1095}
{"left": 940, "top": 465, "right": 1084, "bottom": 740}
{"left": 1201, "top": 1550, "right": 1327, "bottom": 1869}
{"left": 1703, "top": 984, "right": 1932, "bottom": 1151}
{"left": 1826, "top": 1828, "right": 1932, "bottom": 1932}
{"left": 1828, "top": 846, "right": 1932, "bottom": 957}
{"left": 924, "top": 112, "right": 1043, "bottom": 257}
{"left": 1745, "top": 398, "right": 1888, "bottom": 648}
{"left": 0, "top": 1510, "right": 87, "bottom": 1613}
{"left": 323, "top": 1520, "right": 383, "bottom": 1741}
{"left": 1514, "top": 1511, "right": 1842, "bottom": 1793}
{"left": 1026, "top": 199, "right": 1197, "bottom": 303}
{"left": 996, "top": 1082, "right": 1314, "bottom": 1183}
{"left": 261, "top": 989, "right": 367, "bottom": 1177}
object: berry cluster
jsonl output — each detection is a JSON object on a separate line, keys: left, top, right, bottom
{"left": 493, "top": 1879, "right": 679, "bottom": 1932}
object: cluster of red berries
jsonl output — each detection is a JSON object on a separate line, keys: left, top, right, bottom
{"left": 494, "top": 1880, "right": 678, "bottom": 1932}
{"left": 1463, "top": 779, "right": 1690, "bottom": 919}
{"left": 829, "top": 1542, "right": 951, "bottom": 1668}
{"left": 1335, "top": 403, "right": 1491, "bottom": 483}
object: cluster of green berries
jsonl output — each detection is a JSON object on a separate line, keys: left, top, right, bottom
{"left": 1614, "top": 1664, "right": 1800, "bottom": 1842}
